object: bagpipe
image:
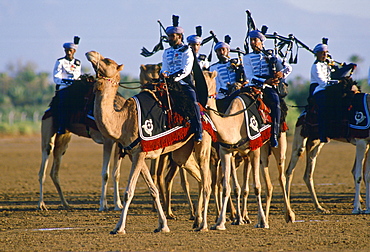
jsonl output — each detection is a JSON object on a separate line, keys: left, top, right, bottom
{"left": 244, "top": 10, "right": 357, "bottom": 81}
{"left": 140, "top": 17, "right": 215, "bottom": 58}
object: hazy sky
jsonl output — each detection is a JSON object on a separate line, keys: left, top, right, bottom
{"left": 1, "top": 0, "right": 369, "bottom": 81}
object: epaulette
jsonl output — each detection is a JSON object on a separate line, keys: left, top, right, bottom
{"left": 178, "top": 45, "right": 189, "bottom": 52}
{"left": 198, "top": 54, "right": 207, "bottom": 61}
{"left": 74, "top": 59, "right": 81, "bottom": 66}
{"left": 209, "top": 62, "right": 219, "bottom": 68}
{"left": 57, "top": 57, "right": 64, "bottom": 61}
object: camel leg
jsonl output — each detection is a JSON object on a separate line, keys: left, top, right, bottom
{"left": 99, "top": 138, "right": 115, "bottom": 211}
{"left": 211, "top": 148, "right": 233, "bottom": 230}
{"left": 304, "top": 139, "right": 329, "bottom": 213}
{"left": 271, "top": 133, "right": 295, "bottom": 222}
{"left": 285, "top": 125, "right": 307, "bottom": 201}
{"left": 112, "top": 143, "right": 123, "bottom": 210}
{"left": 193, "top": 134, "right": 212, "bottom": 232}
{"left": 213, "top": 159, "right": 223, "bottom": 220}
{"left": 149, "top": 157, "right": 160, "bottom": 211}
{"left": 241, "top": 156, "right": 252, "bottom": 224}
{"left": 38, "top": 119, "right": 56, "bottom": 211}
{"left": 164, "top": 153, "right": 200, "bottom": 220}
{"left": 250, "top": 148, "right": 268, "bottom": 228}
{"left": 260, "top": 143, "right": 273, "bottom": 223}
{"left": 179, "top": 168, "right": 196, "bottom": 220}
{"left": 365, "top": 148, "right": 370, "bottom": 214}
{"left": 49, "top": 133, "right": 73, "bottom": 209}
{"left": 352, "top": 139, "right": 367, "bottom": 214}
{"left": 156, "top": 154, "right": 169, "bottom": 205}
{"left": 164, "top": 162, "right": 180, "bottom": 219}
{"left": 111, "top": 151, "right": 169, "bottom": 234}
{"left": 231, "top": 154, "right": 243, "bottom": 225}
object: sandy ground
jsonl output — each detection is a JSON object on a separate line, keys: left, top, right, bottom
{"left": 0, "top": 134, "right": 369, "bottom": 251}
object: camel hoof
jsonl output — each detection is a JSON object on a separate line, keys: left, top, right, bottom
{"left": 285, "top": 212, "right": 296, "bottom": 223}
{"left": 154, "top": 226, "right": 170, "bottom": 233}
{"left": 38, "top": 203, "right": 48, "bottom": 211}
{"left": 189, "top": 215, "right": 195, "bottom": 221}
{"left": 195, "top": 226, "right": 209, "bottom": 232}
{"left": 364, "top": 209, "right": 370, "bottom": 214}
{"left": 242, "top": 217, "right": 252, "bottom": 224}
{"left": 352, "top": 208, "right": 363, "bottom": 214}
{"left": 110, "top": 229, "right": 126, "bottom": 235}
{"left": 210, "top": 224, "right": 226, "bottom": 231}
{"left": 99, "top": 206, "right": 108, "bottom": 212}
{"left": 231, "top": 219, "right": 245, "bottom": 225}
{"left": 166, "top": 214, "right": 177, "bottom": 220}
{"left": 317, "top": 207, "right": 330, "bottom": 214}
{"left": 254, "top": 223, "right": 269, "bottom": 229}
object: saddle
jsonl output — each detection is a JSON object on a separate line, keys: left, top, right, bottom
{"left": 42, "top": 75, "right": 99, "bottom": 134}
{"left": 301, "top": 77, "right": 362, "bottom": 139}
{"left": 136, "top": 79, "right": 217, "bottom": 152}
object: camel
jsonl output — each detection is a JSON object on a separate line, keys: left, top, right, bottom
{"left": 86, "top": 51, "right": 213, "bottom": 234}
{"left": 202, "top": 74, "right": 268, "bottom": 230}
{"left": 139, "top": 63, "right": 201, "bottom": 220}
{"left": 38, "top": 90, "right": 123, "bottom": 212}
{"left": 286, "top": 123, "right": 370, "bottom": 214}
{"left": 286, "top": 84, "right": 370, "bottom": 214}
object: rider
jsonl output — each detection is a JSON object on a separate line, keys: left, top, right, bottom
{"left": 311, "top": 43, "right": 337, "bottom": 143}
{"left": 209, "top": 38, "right": 245, "bottom": 113}
{"left": 160, "top": 15, "right": 203, "bottom": 142}
{"left": 186, "top": 26, "right": 210, "bottom": 70}
{"left": 53, "top": 38, "right": 81, "bottom": 134}
{"left": 243, "top": 30, "right": 292, "bottom": 148}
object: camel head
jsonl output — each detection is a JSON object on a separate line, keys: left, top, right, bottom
{"left": 202, "top": 70, "right": 218, "bottom": 98}
{"left": 139, "top": 63, "right": 161, "bottom": 85}
{"left": 86, "top": 51, "right": 124, "bottom": 79}
{"left": 86, "top": 51, "right": 124, "bottom": 91}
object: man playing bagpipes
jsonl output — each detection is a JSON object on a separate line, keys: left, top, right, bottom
{"left": 243, "top": 30, "right": 292, "bottom": 148}
{"left": 159, "top": 15, "right": 203, "bottom": 142}
{"left": 209, "top": 35, "right": 247, "bottom": 113}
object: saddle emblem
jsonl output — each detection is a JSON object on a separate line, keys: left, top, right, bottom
{"left": 354, "top": 111, "right": 366, "bottom": 125}
{"left": 249, "top": 115, "right": 259, "bottom": 132}
{"left": 142, "top": 119, "right": 154, "bottom": 136}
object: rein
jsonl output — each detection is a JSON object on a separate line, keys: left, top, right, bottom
{"left": 119, "top": 81, "right": 142, "bottom": 89}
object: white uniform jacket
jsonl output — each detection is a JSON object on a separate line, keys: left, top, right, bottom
{"left": 53, "top": 57, "right": 81, "bottom": 90}
{"left": 209, "top": 60, "right": 237, "bottom": 99}
{"left": 160, "top": 44, "right": 194, "bottom": 85}
{"left": 243, "top": 51, "right": 292, "bottom": 87}
{"left": 311, "top": 60, "right": 332, "bottom": 95}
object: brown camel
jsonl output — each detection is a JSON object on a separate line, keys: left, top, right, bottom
{"left": 140, "top": 64, "right": 201, "bottom": 220}
{"left": 286, "top": 81, "right": 370, "bottom": 214}
{"left": 38, "top": 96, "right": 123, "bottom": 211}
{"left": 86, "top": 51, "right": 213, "bottom": 234}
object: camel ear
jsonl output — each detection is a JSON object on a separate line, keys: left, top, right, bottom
{"left": 140, "top": 64, "right": 146, "bottom": 71}
{"left": 211, "top": 70, "right": 217, "bottom": 79}
{"left": 117, "top": 64, "right": 124, "bottom": 71}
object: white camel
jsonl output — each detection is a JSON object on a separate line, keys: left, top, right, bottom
{"left": 86, "top": 51, "right": 213, "bottom": 234}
